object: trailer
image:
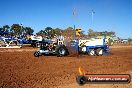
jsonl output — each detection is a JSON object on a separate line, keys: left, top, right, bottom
{"left": 33, "top": 37, "right": 110, "bottom": 57}
{"left": 0, "top": 37, "right": 22, "bottom": 48}
{"left": 78, "top": 38, "right": 109, "bottom": 56}
{"left": 29, "top": 35, "right": 43, "bottom": 48}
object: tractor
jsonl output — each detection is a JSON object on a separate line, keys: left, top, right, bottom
{"left": 33, "top": 36, "right": 110, "bottom": 57}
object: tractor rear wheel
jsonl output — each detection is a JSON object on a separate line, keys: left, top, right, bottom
{"left": 35, "top": 41, "right": 41, "bottom": 48}
{"left": 55, "top": 45, "right": 69, "bottom": 57}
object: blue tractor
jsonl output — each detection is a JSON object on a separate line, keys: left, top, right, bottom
{"left": 33, "top": 37, "right": 110, "bottom": 57}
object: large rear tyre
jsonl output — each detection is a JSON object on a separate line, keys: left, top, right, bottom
{"left": 89, "top": 49, "right": 95, "bottom": 56}
{"left": 55, "top": 45, "right": 69, "bottom": 57}
{"left": 95, "top": 48, "right": 103, "bottom": 56}
{"left": 35, "top": 41, "right": 41, "bottom": 48}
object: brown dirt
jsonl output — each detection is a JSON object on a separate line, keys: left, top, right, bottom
{"left": 0, "top": 46, "right": 132, "bottom": 88}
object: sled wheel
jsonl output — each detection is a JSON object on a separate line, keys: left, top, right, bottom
{"left": 89, "top": 49, "right": 95, "bottom": 56}
{"left": 96, "top": 48, "right": 103, "bottom": 56}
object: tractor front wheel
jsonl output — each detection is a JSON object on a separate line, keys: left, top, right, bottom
{"left": 34, "top": 51, "right": 40, "bottom": 57}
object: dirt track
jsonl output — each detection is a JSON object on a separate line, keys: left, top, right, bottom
{"left": 0, "top": 46, "right": 132, "bottom": 88}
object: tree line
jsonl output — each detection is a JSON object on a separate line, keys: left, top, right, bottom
{"left": 0, "top": 24, "right": 34, "bottom": 36}
{"left": 36, "top": 27, "right": 76, "bottom": 38}
{"left": 0, "top": 24, "right": 116, "bottom": 39}
{"left": 87, "top": 29, "right": 116, "bottom": 38}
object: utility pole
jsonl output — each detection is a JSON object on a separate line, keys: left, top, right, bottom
{"left": 20, "top": 23, "right": 23, "bottom": 36}
{"left": 91, "top": 10, "right": 95, "bottom": 28}
{"left": 73, "top": 8, "right": 77, "bottom": 39}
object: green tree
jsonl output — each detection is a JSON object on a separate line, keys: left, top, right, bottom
{"left": 108, "top": 31, "right": 116, "bottom": 37}
{"left": 36, "top": 27, "right": 54, "bottom": 38}
{"left": 99, "top": 31, "right": 116, "bottom": 37}
{"left": 36, "top": 27, "right": 63, "bottom": 37}
{"left": 54, "top": 28, "right": 62, "bottom": 36}
{"left": 88, "top": 29, "right": 116, "bottom": 38}
{"left": 44, "top": 27, "right": 62, "bottom": 38}
{"left": 44, "top": 27, "right": 53, "bottom": 37}
{"left": 23, "top": 27, "right": 34, "bottom": 35}
{"left": 87, "top": 29, "right": 95, "bottom": 38}
{"left": 36, "top": 30, "right": 45, "bottom": 36}
{"left": 11, "top": 24, "right": 21, "bottom": 35}
{"left": 62, "top": 27, "right": 75, "bottom": 39}
{"left": 3, "top": 25, "right": 10, "bottom": 31}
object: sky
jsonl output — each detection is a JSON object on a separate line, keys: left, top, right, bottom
{"left": 0, "top": 0, "right": 132, "bottom": 38}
